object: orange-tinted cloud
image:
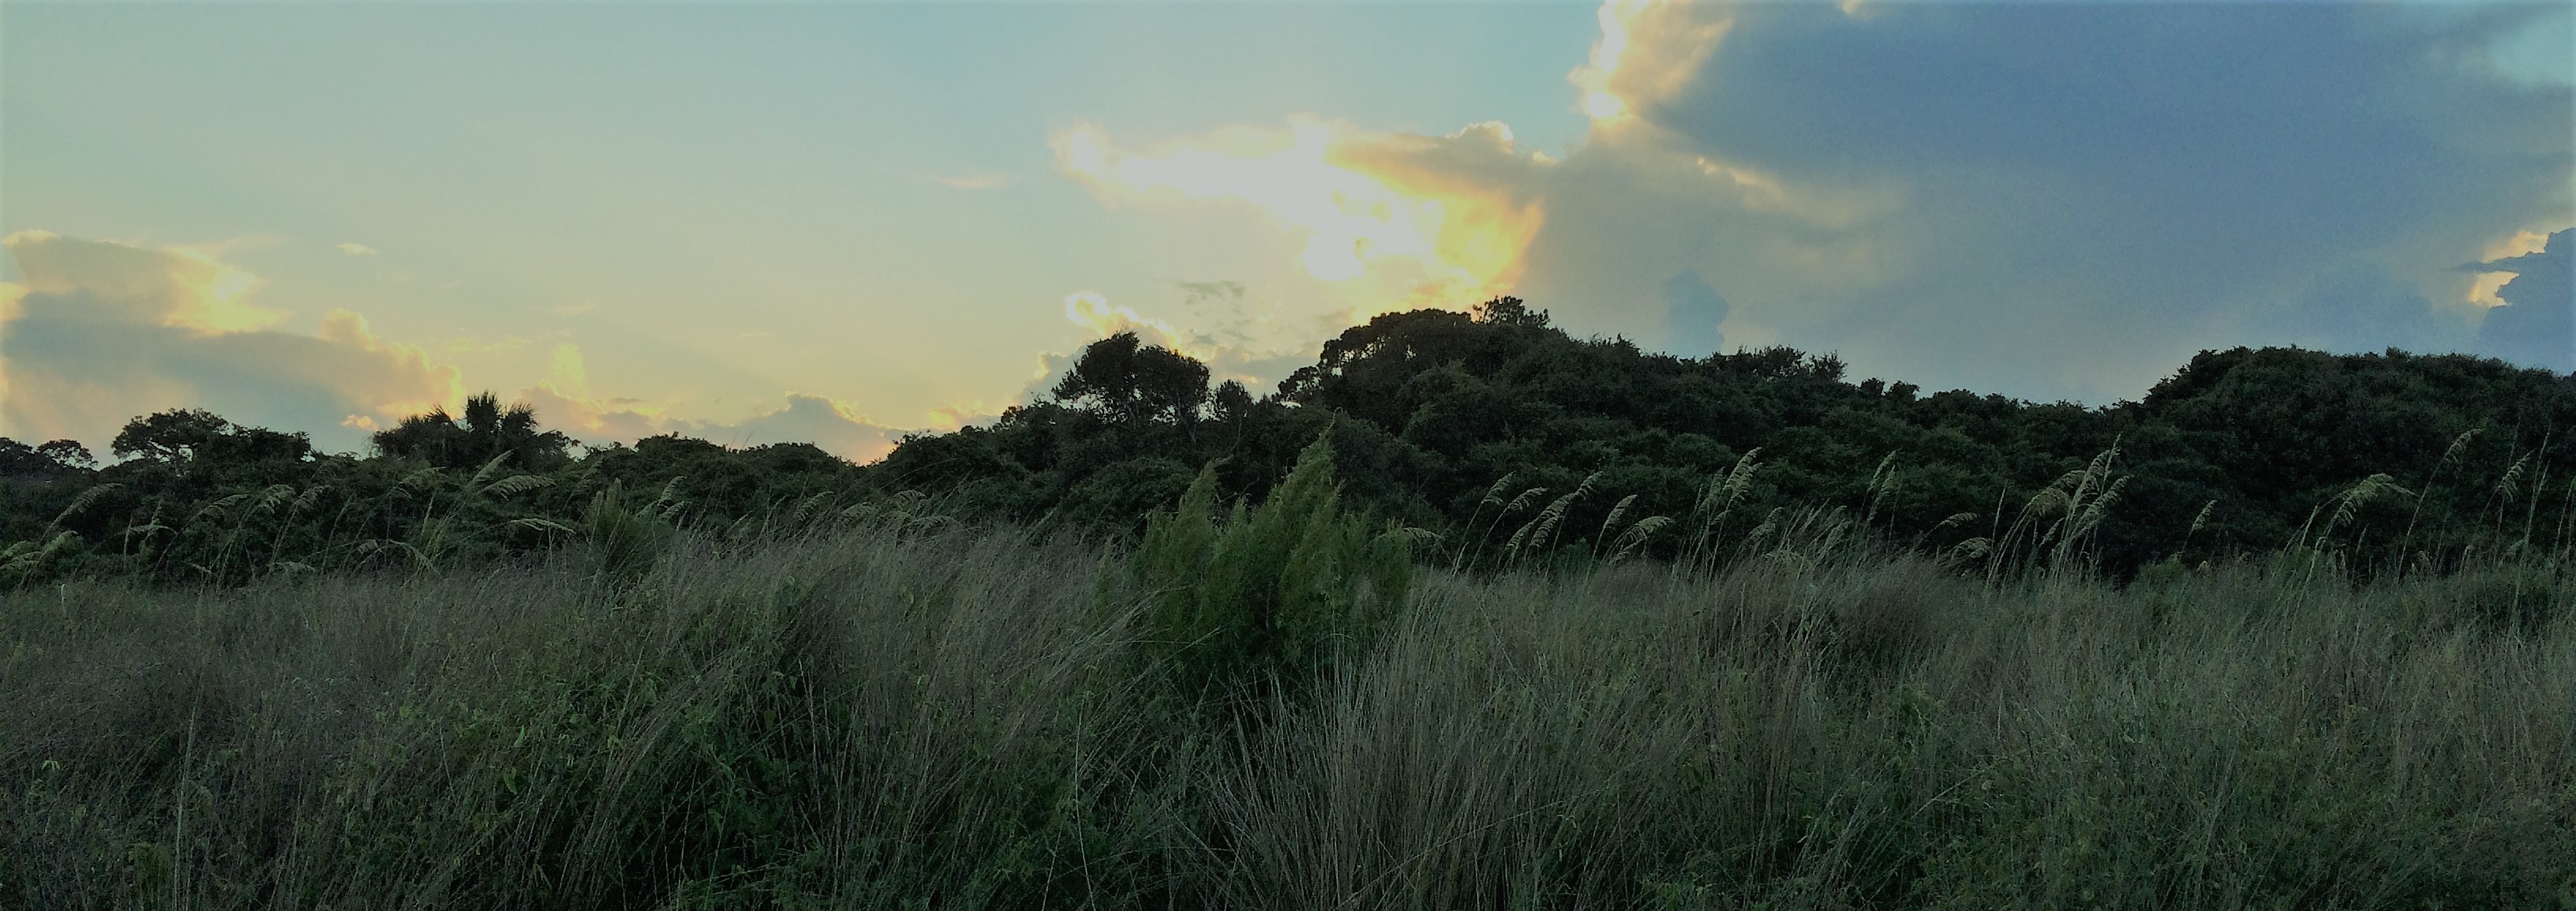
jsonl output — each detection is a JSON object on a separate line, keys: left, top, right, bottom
{"left": 1054, "top": 117, "right": 1549, "bottom": 322}
{"left": 1, "top": 231, "right": 462, "bottom": 451}
{"left": 1568, "top": 0, "right": 1732, "bottom": 128}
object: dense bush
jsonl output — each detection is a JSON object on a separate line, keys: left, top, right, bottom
{"left": 1133, "top": 434, "right": 1416, "bottom": 697}
{"left": 7, "top": 298, "right": 2573, "bottom": 588}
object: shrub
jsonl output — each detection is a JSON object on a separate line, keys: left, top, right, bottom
{"left": 1133, "top": 433, "right": 1414, "bottom": 697}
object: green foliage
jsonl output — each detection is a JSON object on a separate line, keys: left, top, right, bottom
{"left": 4, "top": 522, "right": 2569, "bottom": 909}
{"left": 1133, "top": 433, "right": 1415, "bottom": 695}
{"left": 1051, "top": 330, "right": 1211, "bottom": 428}
{"left": 0, "top": 395, "right": 887, "bottom": 587}
{"left": 7, "top": 297, "right": 2576, "bottom": 907}
{"left": 577, "top": 478, "right": 683, "bottom": 582}
{"left": 371, "top": 391, "right": 575, "bottom": 471}
{"left": 0, "top": 437, "right": 92, "bottom": 475}
{"left": 869, "top": 299, "right": 2576, "bottom": 581}
{"left": 8, "top": 297, "right": 2576, "bottom": 591}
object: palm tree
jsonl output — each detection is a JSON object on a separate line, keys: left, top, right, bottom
{"left": 373, "top": 392, "right": 573, "bottom": 470}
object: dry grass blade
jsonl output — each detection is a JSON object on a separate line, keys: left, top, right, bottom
{"left": 1608, "top": 515, "right": 1671, "bottom": 564}
{"left": 193, "top": 492, "right": 253, "bottom": 523}
{"left": 2496, "top": 452, "right": 2530, "bottom": 501}
{"left": 2327, "top": 473, "right": 2409, "bottom": 535}
{"left": 1503, "top": 516, "right": 1539, "bottom": 559}
{"left": 1594, "top": 493, "right": 1638, "bottom": 557}
{"left": 1500, "top": 486, "right": 1549, "bottom": 518}
{"left": 2439, "top": 428, "right": 2482, "bottom": 468}
{"left": 482, "top": 474, "right": 555, "bottom": 498}
{"left": 43, "top": 482, "right": 122, "bottom": 536}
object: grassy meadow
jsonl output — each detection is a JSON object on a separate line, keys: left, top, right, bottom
{"left": 4, "top": 493, "right": 2571, "bottom": 909}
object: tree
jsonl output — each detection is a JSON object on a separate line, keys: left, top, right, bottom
{"left": 1052, "top": 332, "right": 1212, "bottom": 426}
{"left": 36, "top": 440, "right": 95, "bottom": 470}
{"left": 370, "top": 410, "right": 470, "bottom": 465}
{"left": 0, "top": 439, "right": 73, "bottom": 477}
{"left": 111, "top": 409, "right": 236, "bottom": 464}
{"left": 1471, "top": 294, "right": 1550, "bottom": 328}
{"left": 373, "top": 392, "right": 573, "bottom": 470}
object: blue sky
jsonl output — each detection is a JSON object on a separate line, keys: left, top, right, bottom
{"left": 4, "top": 1, "right": 2569, "bottom": 459}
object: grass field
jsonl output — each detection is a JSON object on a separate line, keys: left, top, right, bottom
{"left": 3, "top": 516, "right": 2571, "bottom": 909}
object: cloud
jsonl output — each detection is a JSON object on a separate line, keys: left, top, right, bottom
{"left": 679, "top": 395, "right": 911, "bottom": 461}
{"left": 1054, "top": 117, "right": 1551, "bottom": 322}
{"left": 1, "top": 233, "right": 931, "bottom": 463}
{"left": 2251, "top": 265, "right": 2474, "bottom": 358}
{"left": 440, "top": 334, "right": 548, "bottom": 354}
{"left": 2471, "top": 228, "right": 2571, "bottom": 371}
{"left": 518, "top": 343, "right": 914, "bottom": 463}
{"left": 335, "top": 242, "right": 379, "bottom": 257}
{"left": 1050, "top": 2, "right": 2566, "bottom": 401}
{"left": 2484, "top": 230, "right": 2552, "bottom": 261}
{"left": 1175, "top": 279, "right": 1246, "bottom": 308}
{"left": 1, "top": 231, "right": 462, "bottom": 452}
{"left": 3, "top": 229, "right": 287, "bottom": 335}
{"left": 1568, "top": 0, "right": 1732, "bottom": 128}
{"left": 1025, "top": 289, "right": 1317, "bottom": 405}
{"left": 1660, "top": 268, "right": 1731, "bottom": 358}
{"left": 1507, "top": 0, "right": 2574, "bottom": 399}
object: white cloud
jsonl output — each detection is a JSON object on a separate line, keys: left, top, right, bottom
{"left": 335, "top": 242, "right": 379, "bottom": 257}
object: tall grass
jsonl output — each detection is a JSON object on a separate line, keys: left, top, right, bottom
{"left": 4, "top": 520, "right": 2571, "bottom": 908}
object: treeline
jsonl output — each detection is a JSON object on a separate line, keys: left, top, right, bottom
{"left": 6, "top": 297, "right": 2573, "bottom": 585}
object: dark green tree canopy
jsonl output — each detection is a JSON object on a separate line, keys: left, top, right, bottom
{"left": 111, "top": 409, "right": 238, "bottom": 464}
{"left": 6, "top": 296, "right": 2573, "bottom": 587}
{"left": 0, "top": 438, "right": 93, "bottom": 478}
{"left": 1052, "top": 332, "right": 1211, "bottom": 426}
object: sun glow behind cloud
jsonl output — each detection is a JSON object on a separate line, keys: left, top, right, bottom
{"left": 1063, "top": 291, "right": 1188, "bottom": 351}
{"left": 13, "top": 0, "right": 2567, "bottom": 463}
{"left": 1567, "top": 0, "right": 1731, "bottom": 129}
{"left": 2467, "top": 269, "right": 2521, "bottom": 308}
{"left": 2, "top": 230, "right": 290, "bottom": 336}
{"left": 1052, "top": 118, "right": 1546, "bottom": 322}
{"left": 2484, "top": 230, "right": 2552, "bottom": 261}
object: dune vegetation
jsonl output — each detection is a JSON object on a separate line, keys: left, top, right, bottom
{"left": 5, "top": 299, "right": 2574, "bottom": 907}
{"left": 4, "top": 432, "right": 2573, "bottom": 909}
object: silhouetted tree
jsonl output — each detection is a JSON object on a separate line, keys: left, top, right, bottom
{"left": 373, "top": 392, "right": 572, "bottom": 470}
{"left": 111, "top": 409, "right": 235, "bottom": 464}
{"left": 37, "top": 440, "right": 95, "bottom": 470}
{"left": 1052, "top": 332, "right": 1211, "bottom": 426}
{"left": 0, "top": 438, "right": 94, "bottom": 478}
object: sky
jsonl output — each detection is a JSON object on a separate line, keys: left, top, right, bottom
{"left": 4, "top": 0, "right": 2570, "bottom": 463}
